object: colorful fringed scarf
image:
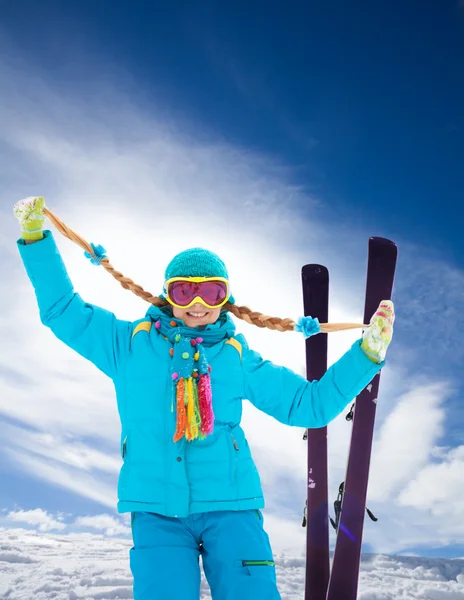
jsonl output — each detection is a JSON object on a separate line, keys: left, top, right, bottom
{"left": 146, "top": 306, "right": 236, "bottom": 443}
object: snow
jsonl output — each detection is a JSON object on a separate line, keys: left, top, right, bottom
{"left": 1, "top": 528, "right": 463, "bottom": 599}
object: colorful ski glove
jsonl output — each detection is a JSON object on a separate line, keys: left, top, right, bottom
{"left": 361, "top": 300, "right": 395, "bottom": 364}
{"left": 13, "top": 196, "right": 46, "bottom": 241}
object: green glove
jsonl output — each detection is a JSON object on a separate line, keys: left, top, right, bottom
{"left": 13, "top": 196, "right": 46, "bottom": 241}
{"left": 361, "top": 300, "right": 395, "bottom": 363}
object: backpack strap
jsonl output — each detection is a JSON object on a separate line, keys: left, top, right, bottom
{"left": 132, "top": 320, "right": 152, "bottom": 339}
{"left": 225, "top": 336, "right": 243, "bottom": 362}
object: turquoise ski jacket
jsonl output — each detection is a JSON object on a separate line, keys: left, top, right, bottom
{"left": 18, "top": 231, "right": 383, "bottom": 518}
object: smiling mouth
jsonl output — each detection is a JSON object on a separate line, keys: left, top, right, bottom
{"left": 187, "top": 311, "right": 208, "bottom": 319}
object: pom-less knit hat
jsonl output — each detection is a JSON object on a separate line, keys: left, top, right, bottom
{"left": 165, "top": 247, "right": 228, "bottom": 279}
{"left": 163, "top": 247, "right": 235, "bottom": 303}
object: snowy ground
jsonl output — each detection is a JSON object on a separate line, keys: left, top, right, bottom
{"left": 1, "top": 528, "right": 463, "bottom": 599}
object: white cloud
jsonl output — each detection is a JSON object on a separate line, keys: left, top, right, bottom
{"left": 368, "top": 382, "right": 449, "bottom": 501}
{"left": 2, "top": 423, "right": 121, "bottom": 473}
{"left": 7, "top": 509, "right": 65, "bottom": 532}
{"left": 8, "top": 451, "right": 117, "bottom": 509}
{"left": 398, "top": 445, "right": 464, "bottom": 522}
{"left": 74, "top": 514, "right": 130, "bottom": 537}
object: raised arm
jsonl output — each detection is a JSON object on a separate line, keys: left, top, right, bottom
{"left": 242, "top": 339, "right": 382, "bottom": 428}
{"left": 15, "top": 197, "right": 133, "bottom": 379}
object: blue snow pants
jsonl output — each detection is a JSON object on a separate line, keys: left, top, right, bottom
{"left": 129, "top": 509, "right": 282, "bottom": 600}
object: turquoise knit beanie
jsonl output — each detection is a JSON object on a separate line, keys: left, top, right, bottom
{"left": 163, "top": 247, "right": 235, "bottom": 304}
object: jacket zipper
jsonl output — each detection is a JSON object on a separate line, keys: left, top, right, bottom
{"left": 230, "top": 431, "right": 239, "bottom": 451}
{"left": 229, "top": 431, "right": 239, "bottom": 483}
{"left": 122, "top": 436, "right": 127, "bottom": 459}
{"left": 242, "top": 560, "right": 275, "bottom": 567}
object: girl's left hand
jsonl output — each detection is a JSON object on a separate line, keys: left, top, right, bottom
{"left": 361, "top": 300, "right": 395, "bottom": 363}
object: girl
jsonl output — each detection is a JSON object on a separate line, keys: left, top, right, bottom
{"left": 14, "top": 196, "right": 394, "bottom": 600}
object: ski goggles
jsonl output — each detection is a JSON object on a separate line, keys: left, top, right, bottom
{"left": 165, "top": 276, "right": 230, "bottom": 309}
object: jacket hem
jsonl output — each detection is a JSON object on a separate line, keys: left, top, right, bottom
{"left": 117, "top": 496, "right": 265, "bottom": 517}
{"left": 189, "top": 497, "right": 265, "bottom": 514}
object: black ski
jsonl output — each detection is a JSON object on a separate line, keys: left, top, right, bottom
{"left": 301, "top": 264, "right": 330, "bottom": 600}
{"left": 326, "top": 237, "right": 397, "bottom": 600}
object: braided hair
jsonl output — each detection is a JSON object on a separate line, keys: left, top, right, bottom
{"left": 43, "top": 207, "right": 365, "bottom": 334}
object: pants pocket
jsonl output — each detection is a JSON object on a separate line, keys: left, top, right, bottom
{"left": 242, "top": 559, "right": 275, "bottom": 570}
{"left": 221, "top": 559, "right": 280, "bottom": 599}
{"left": 235, "top": 559, "right": 276, "bottom": 576}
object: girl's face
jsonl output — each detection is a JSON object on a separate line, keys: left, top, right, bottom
{"left": 173, "top": 302, "right": 221, "bottom": 328}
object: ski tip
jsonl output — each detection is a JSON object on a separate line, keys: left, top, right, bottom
{"left": 369, "top": 237, "right": 397, "bottom": 248}
{"left": 369, "top": 237, "right": 398, "bottom": 258}
{"left": 301, "top": 264, "right": 329, "bottom": 278}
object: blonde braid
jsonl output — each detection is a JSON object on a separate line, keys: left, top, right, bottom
{"left": 43, "top": 207, "right": 366, "bottom": 333}
{"left": 225, "top": 303, "right": 365, "bottom": 333}
{"left": 225, "top": 303, "right": 296, "bottom": 331}
{"left": 44, "top": 208, "right": 167, "bottom": 308}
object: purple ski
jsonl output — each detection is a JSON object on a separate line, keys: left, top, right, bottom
{"left": 326, "top": 237, "right": 397, "bottom": 600}
{"left": 301, "top": 264, "right": 330, "bottom": 600}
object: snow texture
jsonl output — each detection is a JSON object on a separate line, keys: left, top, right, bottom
{"left": 0, "top": 528, "right": 463, "bottom": 599}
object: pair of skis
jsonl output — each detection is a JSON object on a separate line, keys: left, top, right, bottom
{"left": 302, "top": 237, "right": 398, "bottom": 600}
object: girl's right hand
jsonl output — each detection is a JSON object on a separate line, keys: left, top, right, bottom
{"left": 14, "top": 196, "right": 46, "bottom": 241}
{"left": 361, "top": 300, "right": 395, "bottom": 363}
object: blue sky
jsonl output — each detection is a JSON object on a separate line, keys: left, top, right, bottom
{"left": 0, "top": 0, "right": 463, "bottom": 562}
{"left": 3, "top": 0, "right": 463, "bottom": 258}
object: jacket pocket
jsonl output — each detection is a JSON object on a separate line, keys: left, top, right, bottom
{"left": 228, "top": 427, "right": 239, "bottom": 483}
{"left": 121, "top": 433, "right": 128, "bottom": 460}
{"left": 230, "top": 430, "right": 239, "bottom": 452}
